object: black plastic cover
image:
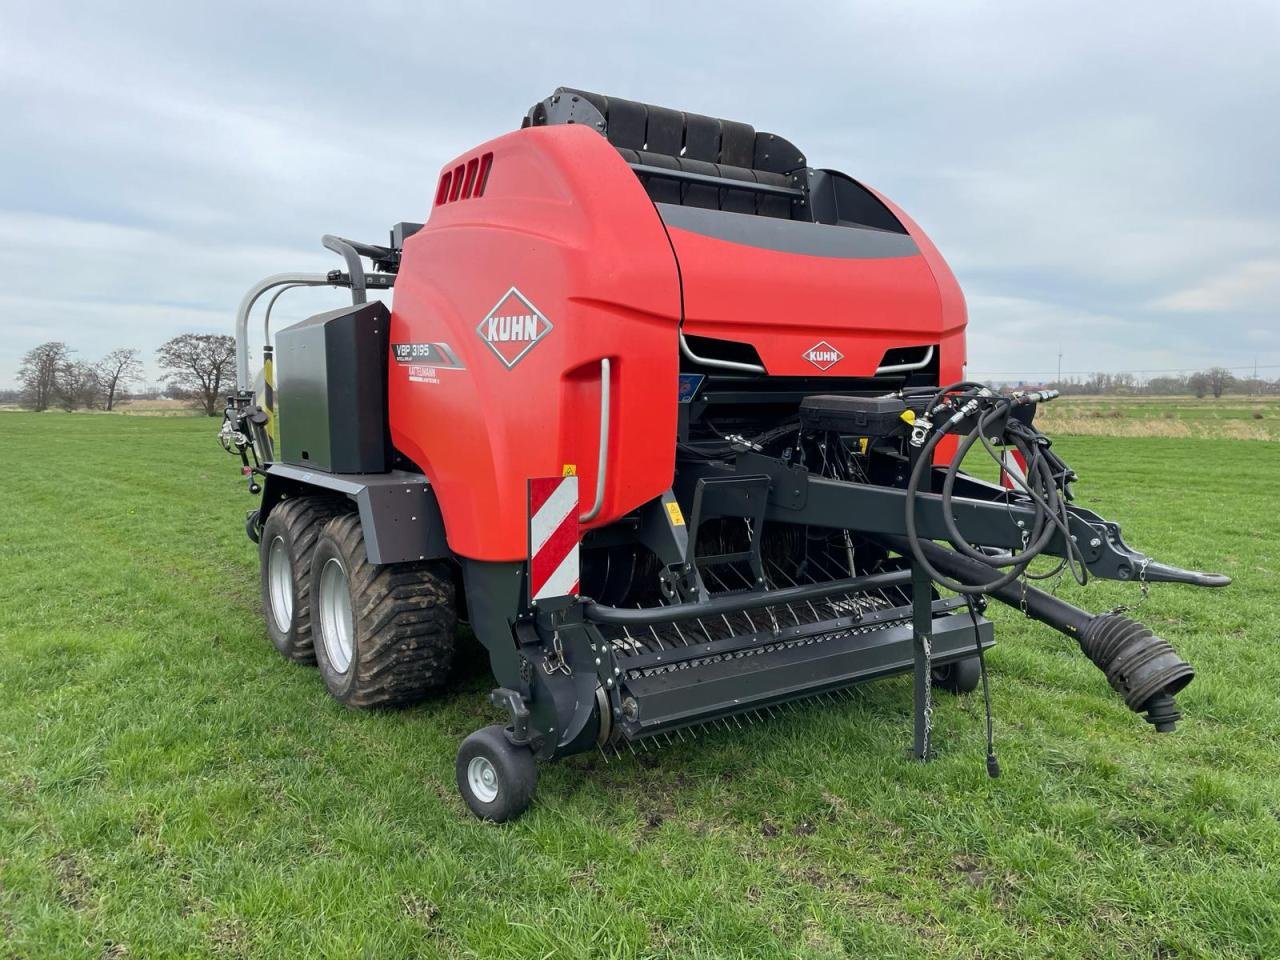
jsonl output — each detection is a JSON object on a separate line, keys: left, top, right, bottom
{"left": 276, "top": 301, "right": 390, "bottom": 474}
{"left": 800, "top": 394, "right": 909, "bottom": 437}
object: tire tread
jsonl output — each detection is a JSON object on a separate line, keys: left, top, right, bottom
{"left": 317, "top": 513, "right": 456, "bottom": 708}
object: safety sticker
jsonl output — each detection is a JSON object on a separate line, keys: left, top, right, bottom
{"left": 678, "top": 373, "right": 705, "bottom": 403}
{"left": 665, "top": 501, "right": 686, "bottom": 526}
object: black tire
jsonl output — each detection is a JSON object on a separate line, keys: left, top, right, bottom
{"left": 456, "top": 725, "right": 537, "bottom": 822}
{"left": 259, "top": 497, "right": 345, "bottom": 664}
{"left": 310, "top": 512, "right": 456, "bottom": 708}
{"left": 933, "top": 656, "right": 982, "bottom": 694}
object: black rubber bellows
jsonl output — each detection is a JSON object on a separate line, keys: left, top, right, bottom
{"left": 1079, "top": 613, "right": 1194, "bottom": 732}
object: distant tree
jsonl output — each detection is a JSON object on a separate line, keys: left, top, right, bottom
{"left": 57, "top": 360, "right": 103, "bottom": 411}
{"left": 1145, "top": 376, "right": 1188, "bottom": 396}
{"left": 156, "top": 334, "right": 236, "bottom": 416}
{"left": 1188, "top": 372, "right": 1209, "bottom": 399}
{"left": 17, "top": 341, "right": 69, "bottom": 411}
{"left": 96, "top": 348, "right": 143, "bottom": 411}
{"left": 1205, "top": 366, "right": 1233, "bottom": 399}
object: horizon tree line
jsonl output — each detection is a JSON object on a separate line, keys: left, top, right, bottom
{"left": 12, "top": 334, "right": 237, "bottom": 416}
{"left": 8, "top": 336, "right": 1275, "bottom": 414}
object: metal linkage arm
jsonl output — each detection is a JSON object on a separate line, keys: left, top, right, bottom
{"left": 687, "top": 455, "right": 1231, "bottom": 589}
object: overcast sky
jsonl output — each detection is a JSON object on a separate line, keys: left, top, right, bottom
{"left": 1, "top": 1, "right": 1276, "bottom": 389}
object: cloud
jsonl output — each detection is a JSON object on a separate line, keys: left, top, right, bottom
{"left": 0, "top": 0, "right": 1277, "bottom": 388}
{"left": 1153, "top": 259, "right": 1280, "bottom": 313}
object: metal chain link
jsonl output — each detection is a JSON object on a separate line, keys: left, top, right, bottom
{"left": 921, "top": 630, "right": 934, "bottom": 758}
{"left": 1110, "top": 556, "right": 1152, "bottom": 615}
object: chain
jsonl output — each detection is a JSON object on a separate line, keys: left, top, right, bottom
{"left": 1110, "top": 556, "right": 1152, "bottom": 615}
{"left": 922, "top": 638, "right": 935, "bottom": 756}
{"left": 542, "top": 630, "right": 572, "bottom": 676}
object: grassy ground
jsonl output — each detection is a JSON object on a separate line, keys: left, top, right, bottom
{"left": 1034, "top": 395, "right": 1280, "bottom": 440}
{"left": 1, "top": 413, "right": 1278, "bottom": 959}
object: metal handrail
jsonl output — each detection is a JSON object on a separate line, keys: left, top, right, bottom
{"left": 628, "top": 163, "right": 804, "bottom": 199}
{"left": 263, "top": 283, "right": 308, "bottom": 344}
{"left": 679, "top": 332, "right": 767, "bottom": 374}
{"left": 234, "top": 273, "right": 336, "bottom": 391}
{"left": 876, "top": 345, "right": 935, "bottom": 375}
{"left": 321, "top": 235, "right": 367, "bottom": 304}
{"left": 579, "top": 357, "right": 611, "bottom": 523}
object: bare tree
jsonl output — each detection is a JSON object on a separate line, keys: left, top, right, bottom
{"left": 156, "top": 334, "right": 236, "bottom": 416}
{"left": 1205, "top": 366, "right": 1233, "bottom": 399}
{"left": 57, "top": 360, "right": 103, "bottom": 411}
{"left": 96, "top": 348, "right": 143, "bottom": 411}
{"left": 17, "top": 341, "right": 69, "bottom": 411}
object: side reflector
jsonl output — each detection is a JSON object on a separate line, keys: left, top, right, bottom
{"left": 528, "top": 476, "right": 580, "bottom": 602}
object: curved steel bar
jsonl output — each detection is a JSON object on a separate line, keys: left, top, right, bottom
{"left": 876, "top": 345, "right": 934, "bottom": 375}
{"left": 322, "top": 235, "right": 367, "bottom": 305}
{"left": 235, "top": 273, "right": 334, "bottom": 390}
{"left": 679, "top": 332, "right": 767, "bottom": 374}
{"left": 262, "top": 283, "right": 308, "bottom": 345}
{"left": 579, "top": 357, "right": 612, "bottom": 523}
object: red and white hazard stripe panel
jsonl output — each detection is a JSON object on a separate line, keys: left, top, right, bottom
{"left": 1000, "top": 448, "right": 1028, "bottom": 490}
{"left": 528, "top": 476, "right": 580, "bottom": 601}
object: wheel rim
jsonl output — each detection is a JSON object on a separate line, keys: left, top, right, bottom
{"left": 267, "top": 536, "right": 293, "bottom": 631}
{"left": 318, "top": 557, "right": 354, "bottom": 673}
{"left": 467, "top": 756, "right": 500, "bottom": 804}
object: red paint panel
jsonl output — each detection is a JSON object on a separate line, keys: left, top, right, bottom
{"left": 390, "top": 126, "right": 681, "bottom": 561}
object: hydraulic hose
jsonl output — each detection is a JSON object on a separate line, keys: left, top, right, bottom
{"left": 902, "top": 389, "right": 1084, "bottom": 594}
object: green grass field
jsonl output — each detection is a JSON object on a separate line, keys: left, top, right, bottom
{"left": 2, "top": 413, "right": 1278, "bottom": 959}
{"left": 1033, "top": 395, "right": 1280, "bottom": 441}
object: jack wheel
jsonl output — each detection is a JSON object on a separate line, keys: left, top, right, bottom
{"left": 933, "top": 656, "right": 982, "bottom": 694}
{"left": 456, "top": 725, "right": 537, "bottom": 822}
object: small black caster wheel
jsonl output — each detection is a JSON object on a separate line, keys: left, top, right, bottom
{"left": 933, "top": 656, "right": 982, "bottom": 694}
{"left": 456, "top": 724, "right": 537, "bottom": 822}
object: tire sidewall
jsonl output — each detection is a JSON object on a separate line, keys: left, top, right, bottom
{"left": 455, "top": 726, "right": 536, "bottom": 822}
{"left": 259, "top": 511, "right": 304, "bottom": 658}
{"left": 310, "top": 533, "right": 360, "bottom": 702}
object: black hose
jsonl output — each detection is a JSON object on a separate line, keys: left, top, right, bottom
{"left": 902, "top": 388, "right": 1087, "bottom": 594}
{"left": 903, "top": 399, "right": 1046, "bottom": 593}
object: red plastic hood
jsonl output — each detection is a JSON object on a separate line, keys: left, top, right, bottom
{"left": 659, "top": 195, "right": 967, "bottom": 380}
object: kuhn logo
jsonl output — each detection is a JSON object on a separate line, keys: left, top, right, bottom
{"left": 803, "top": 341, "right": 843, "bottom": 371}
{"left": 476, "top": 287, "right": 552, "bottom": 368}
